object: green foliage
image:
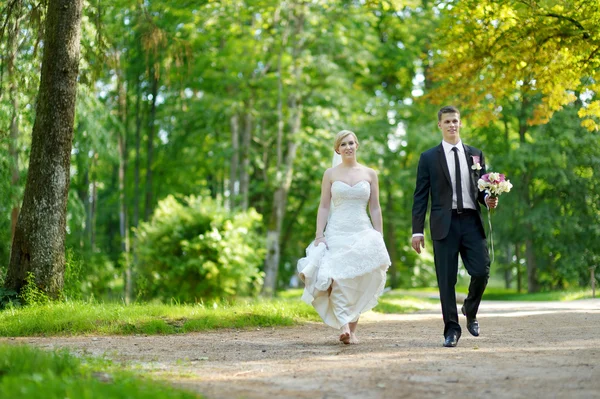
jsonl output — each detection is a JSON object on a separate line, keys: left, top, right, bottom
{"left": 0, "top": 287, "right": 19, "bottom": 309}
{"left": 2, "top": 0, "right": 598, "bottom": 300}
{"left": 20, "top": 272, "right": 50, "bottom": 306}
{"left": 62, "top": 248, "right": 84, "bottom": 301}
{"left": 0, "top": 344, "right": 200, "bottom": 398}
{"left": 136, "top": 195, "right": 265, "bottom": 302}
{"left": 429, "top": 0, "right": 600, "bottom": 129}
{"left": 0, "top": 136, "right": 13, "bottom": 271}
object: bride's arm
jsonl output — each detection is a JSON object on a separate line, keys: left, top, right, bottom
{"left": 368, "top": 169, "right": 384, "bottom": 235}
{"left": 314, "top": 169, "right": 332, "bottom": 245}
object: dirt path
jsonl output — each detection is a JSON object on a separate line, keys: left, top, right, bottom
{"left": 4, "top": 299, "right": 600, "bottom": 398}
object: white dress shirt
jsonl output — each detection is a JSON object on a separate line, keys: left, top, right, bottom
{"left": 441, "top": 140, "right": 476, "bottom": 211}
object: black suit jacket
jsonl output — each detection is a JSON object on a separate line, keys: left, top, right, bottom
{"left": 412, "top": 143, "right": 487, "bottom": 241}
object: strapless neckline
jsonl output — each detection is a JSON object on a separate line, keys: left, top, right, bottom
{"left": 332, "top": 180, "right": 369, "bottom": 188}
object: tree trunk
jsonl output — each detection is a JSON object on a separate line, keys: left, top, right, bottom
{"left": 131, "top": 77, "right": 143, "bottom": 271}
{"left": 5, "top": 0, "right": 83, "bottom": 298}
{"left": 7, "top": 3, "right": 23, "bottom": 242}
{"left": 81, "top": 165, "right": 90, "bottom": 248}
{"left": 515, "top": 243, "right": 522, "bottom": 293}
{"left": 74, "top": 127, "right": 89, "bottom": 249}
{"left": 518, "top": 93, "right": 538, "bottom": 293}
{"left": 525, "top": 237, "right": 539, "bottom": 293}
{"left": 133, "top": 78, "right": 142, "bottom": 230}
{"left": 504, "top": 244, "right": 512, "bottom": 289}
{"left": 90, "top": 155, "right": 98, "bottom": 251}
{"left": 229, "top": 114, "right": 239, "bottom": 210}
{"left": 240, "top": 106, "right": 253, "bottom": 211}
{"left": 145, "top": 69, "right": 159, "bottom": 221}
{"left": 116, "top": 51, "right": 131, "bottom": 304}
{"left": 263, "top": 98, "right": 302, "bottom": 296}
{"left": 262, "top": 7, "right": 305, "bottom": 296}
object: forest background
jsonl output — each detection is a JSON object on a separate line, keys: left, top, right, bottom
{"left": 1, "top": 0, "right": 599, "bottom": 304}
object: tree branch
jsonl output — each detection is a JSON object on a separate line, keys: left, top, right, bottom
{"left": 544, "top": 13, "right": 590, "bottom": 39}
{"left": 0, "top": 0, "right": 20, "bottom": 42}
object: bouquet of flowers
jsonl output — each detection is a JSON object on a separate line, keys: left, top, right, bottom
{"left": 477, "top": 172, "right": 513, "bottom": 198}
{"left": 477, "top": 172, "right": 512, "bottom": 264}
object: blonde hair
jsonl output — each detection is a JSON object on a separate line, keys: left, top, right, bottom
{"left": 334, "top": 130, "right": 359, "bottom": 152}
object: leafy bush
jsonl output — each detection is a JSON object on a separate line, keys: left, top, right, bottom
{"left": 135, "top": 195, "right": 264, "bottom": 302}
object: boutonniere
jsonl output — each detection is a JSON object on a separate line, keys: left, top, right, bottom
{"left": 471, "top": 155, "right": 482, "bottom": 171}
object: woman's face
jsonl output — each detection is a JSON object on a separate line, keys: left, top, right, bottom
{"left": 337, "top": 134, "right": 358, "bottom": 158}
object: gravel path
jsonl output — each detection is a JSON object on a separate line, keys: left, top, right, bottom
{"left": 3, "top": 299, "right": 599, "bottom": 398}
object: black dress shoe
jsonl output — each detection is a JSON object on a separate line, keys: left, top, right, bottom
{"left": 443, "top": 332, "right": 459, "bottom": 347}
{"left": 467, "top": 319, "right": 480, "bottom": 337}
{"left": 461, "top": 305, "right": 480, "bottom": 337}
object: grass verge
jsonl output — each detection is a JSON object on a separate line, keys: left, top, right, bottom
{"left": 0, "top": 344, "right": 200, "bottom": 398}
{"left": 0, "top": 298, "right": 321, "bottom": 337}
{"left": 3, "top": 287, "right": 591, "bottom": 337}
{"left": 391, "top": 286, "right": 596, "bottom": 301}
{"left": 0, "top": 289, "right": 427, "bottom": 337}
{"left": 479, "top": 287, "right": 595, "bottom": 301}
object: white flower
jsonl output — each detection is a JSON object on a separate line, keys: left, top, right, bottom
{"left": 499, "top": 180, "right": 513, "bottom": 193}
{"left": 477, "top": 179, "right": 489, "bottom": 191}
{"left": 488, "top": 172, "right": 501, "bottom": 183}
{"left": 471, "top": 162, "right": 482, "bottom": 171}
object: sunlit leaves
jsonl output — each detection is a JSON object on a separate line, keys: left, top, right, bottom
{"left": 429, "top": 0, "right": 600, "bottom": 129}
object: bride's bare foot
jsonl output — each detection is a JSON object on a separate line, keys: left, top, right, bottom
{"left": 348, "top": 319, "right": 359, "bottom": 344}
{"left": 339, "top": 332, "right": 350, "bottom": 344}
{"left": 339, "top": 325, "right": 351, "bottom": 345}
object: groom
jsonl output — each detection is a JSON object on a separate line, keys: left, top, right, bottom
{"left": 411, "top": 106, "right": 498, "bottom": 347}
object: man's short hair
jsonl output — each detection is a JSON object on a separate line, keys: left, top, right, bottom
{"left": 438, "top": 106, "right": 460, "bottom": 121}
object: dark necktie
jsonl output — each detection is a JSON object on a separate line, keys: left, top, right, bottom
{"left": 452, "top": 147, "right": 464, "bottom": 212}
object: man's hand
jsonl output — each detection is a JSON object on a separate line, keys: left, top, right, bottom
{"left": 485, "top": 196, "right": 498, "bottom": 209}
{"left": 412, "top": 236, "right": 425, "bottom": 254}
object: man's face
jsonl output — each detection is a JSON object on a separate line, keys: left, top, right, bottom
{"left": 438, "top": 112, "right": 461, "bottom": 144}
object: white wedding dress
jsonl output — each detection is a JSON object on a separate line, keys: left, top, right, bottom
{"left": 297, "top": 180, "right": 391, "bottom": 329}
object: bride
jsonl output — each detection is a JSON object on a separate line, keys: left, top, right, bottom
{"left": 297, "top": 130, "right": 391, "bottom": 344}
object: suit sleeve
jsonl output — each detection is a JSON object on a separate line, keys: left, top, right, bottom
{"left": 412, "top": 153, "right": 430, "bottom": 235}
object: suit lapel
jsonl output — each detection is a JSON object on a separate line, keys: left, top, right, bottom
{"left": 463, "top": 144, "right": 477, "bottom": 201}
{"left": 437, "top": 144, "right": 451, "bottom": 186}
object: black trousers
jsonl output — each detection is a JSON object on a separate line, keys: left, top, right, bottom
{"left": 433, "top": 210, "right": 490, "bottom": 337}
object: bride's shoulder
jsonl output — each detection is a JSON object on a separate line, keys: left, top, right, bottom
{"left": 361, "top": 165, "right": 378, "bottom": 176}
{"left": 322, "top": 167, "right": 336, "bottom": 181}
{"left": 324, "top": 166, "right": 337, "bottom": 175}
{"left": 363, "top": 166, "right": 380, "bottom": 183}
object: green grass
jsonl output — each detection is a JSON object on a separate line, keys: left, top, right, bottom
{"left": 2, "top": 287, "right": 593, "bottom": 337}
{"left": 0, "top": 344, "right": 200, "bottom": 398}
{"left": 480, "top": 287, "right": 595, "bottom": 301}
{"left": 0, "top": 298, "right": 321, "bottom": 337}
{"left": 392, "top": 286, "right": 596, "bottom": 302}
{"left": 374, "top": 291, "right": 439, "bottom": 314}
{"left": 0, "top": 288, "right": 429, "bottom": 337}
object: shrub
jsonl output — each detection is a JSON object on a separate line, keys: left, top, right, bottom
{"left": 135, "top": 195, "right": 264, "bottom": 302}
